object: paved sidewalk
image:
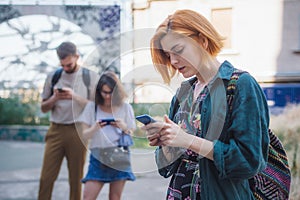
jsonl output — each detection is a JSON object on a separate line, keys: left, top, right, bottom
{"left": 0, "top": 141, "right": 170, "bottom": 200}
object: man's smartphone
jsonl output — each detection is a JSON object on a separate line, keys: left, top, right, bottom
{"left": 136, "top": 114, "right": 156, "bottom": 125}
{"left": 57, "top": 87, "right": 65, "bottom": 93}
{"left": 99, "top": 118, "right": 115, "bottom": 125}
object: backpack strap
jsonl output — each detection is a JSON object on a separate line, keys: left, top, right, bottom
{"left": 82, "top": 68, "right": 91, "bottom": 99}
{"left": 50, "top": 67, "right": 91, "bottom": 99}
{"left": 50, "top": 68, "right": 63, "bottom": 96}
{"left": 226, "top": 69, "right": 245, "bottom": 113}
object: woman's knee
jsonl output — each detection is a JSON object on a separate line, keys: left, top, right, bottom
{"left": 83, "top": 181, "right": 103, "bottom": 200}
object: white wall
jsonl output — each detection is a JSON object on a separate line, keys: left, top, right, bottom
{"left": 132, "top": 0, "right": 300, "bottom": 81}
{"left": 128, "top": 0, "right": 300, "bottom": 102}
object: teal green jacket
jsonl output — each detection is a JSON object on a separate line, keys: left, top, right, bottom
{"left": 156, "top": 61, "right": 270, "bottom": 199}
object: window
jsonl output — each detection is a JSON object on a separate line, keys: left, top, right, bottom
{"left": 211, "top": 8, "right": 232, "bottom": 49}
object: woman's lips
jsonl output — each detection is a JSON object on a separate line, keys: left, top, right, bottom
{"left": 178, "top": 66, "right": 185, "bottom": 73}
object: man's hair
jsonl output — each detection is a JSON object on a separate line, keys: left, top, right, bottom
{"left": 56, "top": 41, "right": 77, "bottom": 60}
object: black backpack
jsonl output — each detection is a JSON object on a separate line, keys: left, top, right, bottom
{"left": 50, "top": 67, "right": 91, "bottom": 98}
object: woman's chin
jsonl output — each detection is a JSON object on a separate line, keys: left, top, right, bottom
{"left": 181, "top": 72, "right": 194, "bottom": 79}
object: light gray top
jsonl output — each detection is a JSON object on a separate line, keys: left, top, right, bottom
{"left": 41, "top": 67, "right": 99, "bottom": 124}
{"left": 77, "top": 101, "right": 136, "bottom": 149}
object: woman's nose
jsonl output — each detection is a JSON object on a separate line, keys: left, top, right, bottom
{"left": 170, "top": 53, "right": 179, "bottom": 65}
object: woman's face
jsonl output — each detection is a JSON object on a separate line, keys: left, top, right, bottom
{"left": 160, "top": 33, "right": 204, "bottom": 79}
{"left": 100, "top": 84, "right": 113, "bottom": 105}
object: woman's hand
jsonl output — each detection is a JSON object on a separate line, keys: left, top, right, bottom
{"left": 160, "top": 115, "right": 193, "bottom": 148}
{"left": 144, "top": 120, "right": 164, "bottom": 146}
{"left": 144, "top": 115, "right": 214, "bottom": 160}
{"left": 144, "top": 115, "right": 193, "bottom": 148}
{"left": 97, "top": 121, "right": 107, "bottom": 129}
{"left": 111, "top": 119, "right": 129, "bottom": 133}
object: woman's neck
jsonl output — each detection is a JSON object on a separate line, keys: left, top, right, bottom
{"left": 196, "top": 59, "right": 220, "bottom": 85}
{"left": 99, "top": 104, "right": 113, "bottom": 113}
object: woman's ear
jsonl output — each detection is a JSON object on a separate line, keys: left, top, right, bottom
{"left": 199, "top": 33, "right": 208, "bottom": 50}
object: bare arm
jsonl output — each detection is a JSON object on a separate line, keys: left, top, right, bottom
{"left": 81, "top": 121, "right": 107, "bottom": 141}
{"left": 41, "top": 93, "right": 58, "bottom": 113}
{"left": 183, "top": 132, "right": 214, "bottom": 160}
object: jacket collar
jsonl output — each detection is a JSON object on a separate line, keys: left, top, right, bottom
{"left": 180, "top": 60, "right": 235, "bottom": 89}
{"left": 217, "top": 60, "right": 235, "bottom": 81}
{"left": 205, "top": 60, "right": 235, "bottom": 88}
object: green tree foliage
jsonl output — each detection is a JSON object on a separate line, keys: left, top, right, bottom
{"left": 0, "top": 95, "right": 47, "bottom": 125}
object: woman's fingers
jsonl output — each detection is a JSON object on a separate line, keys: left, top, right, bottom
{"left": 148, "top": 136, "right": 160, "bottom": 146}
{"left": 148, "top": 134, "right": 165, "bottom": 146}
{"left": 142, "top": 118, "right": 180, "bottom": 146}
{"left": 97, "top": 122, "right": 107, "bottom": 128}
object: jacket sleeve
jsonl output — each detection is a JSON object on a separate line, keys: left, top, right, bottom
{"left": 155, "top": 93, "right": 184, "bottom": 178}
{"left": 213, "top": 73, "right": 270, "bottom": 180}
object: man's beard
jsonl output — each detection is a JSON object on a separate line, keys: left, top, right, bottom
{"left": 65, "top": 63, "right": 78, "bottom": 74}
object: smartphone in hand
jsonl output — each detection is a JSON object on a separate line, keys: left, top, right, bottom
{"left": 99, "top": 118, "right": 115, "bottom": 125}
{"left": 57, "top": 87, "right": 65, "bottom": 93}
{"left": 136, "top": 114, "right": 156, "bottom": 125}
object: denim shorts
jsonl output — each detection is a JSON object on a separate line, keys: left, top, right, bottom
{"left": 82, "top": 153, "right": 136, "bottom": 183}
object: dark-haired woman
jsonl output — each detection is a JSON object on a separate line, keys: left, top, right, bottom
{"left": 77, "top": 71, "right": 136, "bottom": 200}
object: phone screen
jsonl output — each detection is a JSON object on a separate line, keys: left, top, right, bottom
{"left": 136, "top": 114, "right": 156, "bottom": 125}
{"left": 99, "top": 118, "right": 115, "bottom": 125}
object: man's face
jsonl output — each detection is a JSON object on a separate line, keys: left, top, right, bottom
{"left": 60, "top": 55, "right": 78, "bottom": 73}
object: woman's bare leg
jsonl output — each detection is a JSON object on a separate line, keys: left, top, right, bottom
{"left": 109, "top": 180, "right": 126, "bottom": 200}
{"left": 83, "top": 180, "right": 104, "bottom": 200}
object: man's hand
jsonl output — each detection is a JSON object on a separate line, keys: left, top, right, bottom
{"left": 54, "top": 87, "right": 73, "bottom": 99}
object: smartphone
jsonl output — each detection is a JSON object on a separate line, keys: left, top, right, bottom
{"left": 136, "top": 114, "right": 156, "bottom": 125}
{"left": 57, "top": 87, "right": 65, "bottom": 93}
{"left": 99, "top": 118, "right": 115, "bottom": 125}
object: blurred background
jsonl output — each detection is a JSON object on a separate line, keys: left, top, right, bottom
{"left": 0, "top": 0, "right": 299, "bottom": 199}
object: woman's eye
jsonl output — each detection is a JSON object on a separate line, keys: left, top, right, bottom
{"left": 164, "top": 52, "right": 170, "bottom": 57}
{"left": 173, "top": 46, "right": 184, "bottom": 54}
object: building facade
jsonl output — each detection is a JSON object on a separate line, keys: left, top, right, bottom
{"left": 129, "top": 0, "right": 300, "bottom": 111}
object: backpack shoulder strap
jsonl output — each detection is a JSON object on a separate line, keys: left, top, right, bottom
{"left": 82, "top": 68, "right": 91, "bottom": 99}
{"left": 226, "top": 69, "right": 245, "bottom": 113}
{"left": 51, "top": 68, "right": 63, "bottom": 96}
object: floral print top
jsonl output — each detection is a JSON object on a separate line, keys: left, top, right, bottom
{"left": 173, "top": 80, "right": 209, "bottom": 161}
